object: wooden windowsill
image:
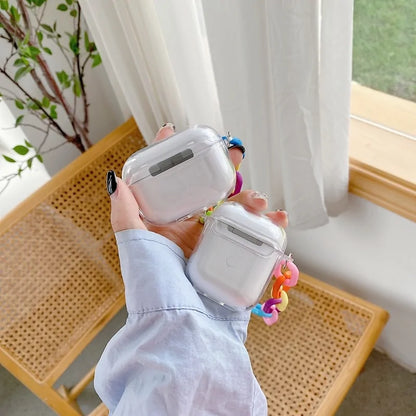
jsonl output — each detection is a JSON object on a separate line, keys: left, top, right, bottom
{"left": 349, "top": 83, "right": 416, "bottom": 222}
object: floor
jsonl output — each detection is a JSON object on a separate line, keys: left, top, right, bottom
{"left": 1, "top": 308, "right": 415, "bottom": 416}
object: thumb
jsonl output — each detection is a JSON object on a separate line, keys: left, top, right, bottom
{"left": 106, "top": 170, "right": 146, "bottom": 232}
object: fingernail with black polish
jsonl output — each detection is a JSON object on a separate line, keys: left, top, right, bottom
{"left": 106, "top": 170, "right": 117, "bottom": 196}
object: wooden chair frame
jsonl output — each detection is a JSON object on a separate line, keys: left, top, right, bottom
{"left": 0, "top": 118, "right": 388, "bottom": 415}
{"left": 247, "top": 273, "right": 389, "bottom": 415}
{"left": 0, "top": 118, "right": 143, "bottom": 416}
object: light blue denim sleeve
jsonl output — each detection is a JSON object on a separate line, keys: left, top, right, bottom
{"left": 94, "top": 229, "right": 267, "bottom": 416}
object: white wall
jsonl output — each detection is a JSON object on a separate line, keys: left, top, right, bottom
{"left": 287, "top": 194, "right": 416, "bottom": 372}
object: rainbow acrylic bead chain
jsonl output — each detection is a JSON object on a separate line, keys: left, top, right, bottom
{"left": 251, "top": 255, "right": 299, "bottom": 325}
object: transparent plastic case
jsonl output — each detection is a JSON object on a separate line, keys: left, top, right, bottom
{"left": 186, "top": 202, "right": 287, "bottom": 310}
{"left": 122, "top": 126, "right": 236, "bottom": 224}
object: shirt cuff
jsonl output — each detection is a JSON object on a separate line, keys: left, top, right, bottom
{"left": 115, "top": 229, "right": 205, "bottom": 314}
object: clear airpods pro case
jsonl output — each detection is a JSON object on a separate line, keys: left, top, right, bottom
{"left": 122, "top": 126, "right": 236, "bottom": 224}
{"left": 186, "top": 202, "right": 287, "bottom": 310}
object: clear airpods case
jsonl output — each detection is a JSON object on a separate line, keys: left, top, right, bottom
{"left": 122, "top": 126, "right": 236, "bottom": 224}
{"left": 186, "top": 202, "right": 287, "bottom": 310}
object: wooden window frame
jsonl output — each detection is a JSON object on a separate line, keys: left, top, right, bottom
{"left": 349, "top": 83, "right": 416, "bottom": 222}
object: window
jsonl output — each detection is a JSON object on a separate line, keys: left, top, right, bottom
{"left": 353, "top": 0, "right": 416, "bottom": 103}
{"left": 349, "top": 0, "right": 416, "bottom": 222}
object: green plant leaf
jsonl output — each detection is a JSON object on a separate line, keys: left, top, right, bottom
{"left": 14, "top": 99, "right": 25, "bottom": 109}
{"left": 24, "top": 139, "right": 33, "bottom": 148}
{"left": 33, "top": 0, "right": 46, "bottom": 6}
{"left": 19, "top": 46, "right": 30, "bottom": 57}
{"left": 28, "top": 45, "right": 41, "bottom": 59}
{"left": 56, "top": 70, "right": 67, "bottom": 82}
{"left": 56, "top": 70, "right": 70, "bottom": 88}
{"left": 65, "top": 0, "right": 73, "bottom": 5}
{"left": 3, "top": 155, "right": 16, "bottom": 163}
{"left": 20, "top": 32, "right": 30, "bottom": 47}
{"left": 15, "top": 66, "right": 32, "bottom": 81}
{"left": 43, "top": 47, "right": 52, "bottom": 55}
{"left": 10, "top": 5, "right": 20, "bottom": 23}
{"left": 13, "top": 145, "right": 29, "bottom": 155}
{"left": 73, "top": 76, "right": 81, "bottom": 97}
{"left": 27, "top": 100, "right": 40, "bottom": 110}
{"left": 84, "top": 31, "right": 90, "bottom": 51}
{"left": 36, "top": 154, "right": 43, "bottom": 163}
{"left": 15, "top": 115, "right": 24, "bottom": 126}
{"left": 19, "top": 44, "right": 41, "bottom": 61}
{"left": 41, "top": 23, "right": 53, "bottom": 33}
{"left": 70, "top": 9, "right": 77, "bottom": 17}
{"left": 69, "top": 35, "right": 79, "bottom": 55}
{"left": 36, "top": 31, "right": 43, "bottom": 44}
{"left": 50, "top": 105, "right": 57, "bottom": 119}
{"left": 27, "top": 157, "right": 33, "bottom": 169}
{"left": 92, "top": 53, "right": 101, "bottom": 68}
{"left": 13, "top": 58, "right": 27, "bottom": 67}
{"left": 84, "top": 31, "right": 97, "bottom": 53}
{"left": 0, "top": 0, "right": 9, "bottom": 11}
{"left": 57, "top": 3, "right": 68, "bottom": 11}
{"left": 42, "top": 96, "right": 50, "bottom": 108}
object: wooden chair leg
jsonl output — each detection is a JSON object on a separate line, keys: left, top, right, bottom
{"left": 58, "top": 366, "right": 96, "bottom": 403}
{"left": 56, "top": 366, "right": 97, "bottom": 415}
{"left": 38, "top": 384, "right": 83, "bottom": 416}
{"left": 88, "top": 403, "right": 109, "bottom": 416}
{"left": 57, "top": 385, "right": 83, "bottom": 414}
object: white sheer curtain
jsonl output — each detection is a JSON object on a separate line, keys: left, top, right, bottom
{"left": 79, "top": 0, "right": 353, "bottom": 229}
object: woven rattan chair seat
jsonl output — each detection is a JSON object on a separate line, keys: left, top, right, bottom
{"left": 247, "top": 273, "right": 388, "bottom": 415}
{"left": 0, "top": 119, "right": 388, "bottom": 415}
{"left": 0, "top": 122, "right": 145, "bottom": 386}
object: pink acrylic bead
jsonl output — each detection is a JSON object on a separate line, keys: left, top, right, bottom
{"left": 274, "top": 259, "right": 299, "bottom": 287}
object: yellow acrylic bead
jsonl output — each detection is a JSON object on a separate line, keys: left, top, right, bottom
{"left": 276, "top": 290, "right": 288, "bottom": 312}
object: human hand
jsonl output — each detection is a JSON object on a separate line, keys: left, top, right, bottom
{"left": 107, "top": 124, "right": 288, "bottom": 258}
